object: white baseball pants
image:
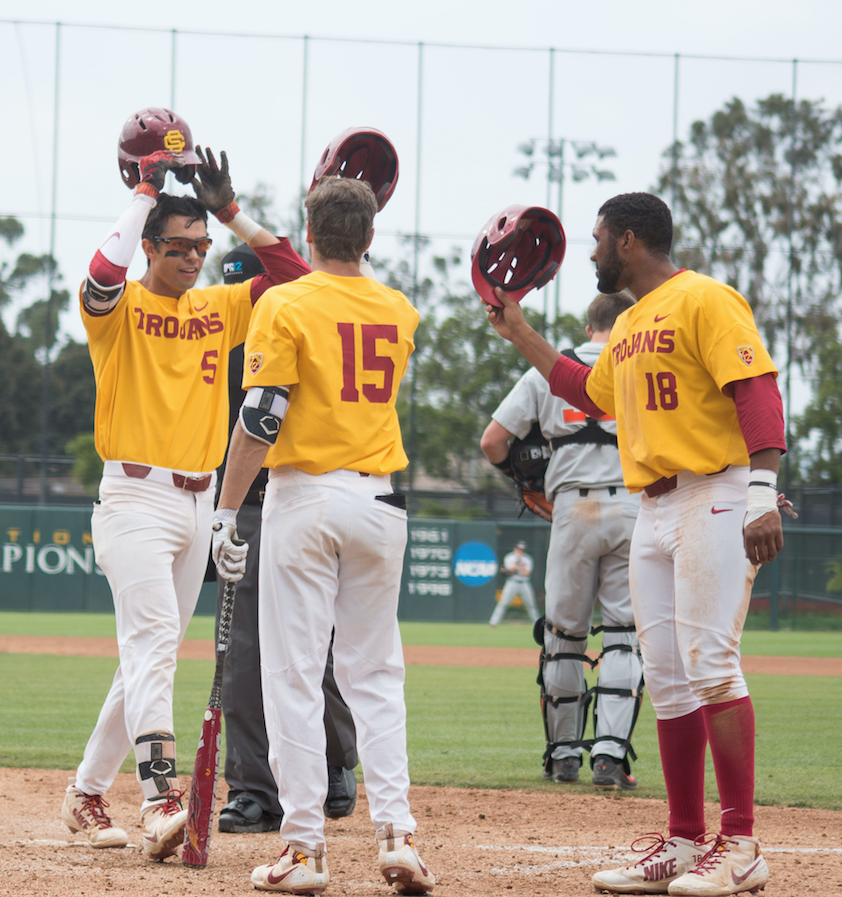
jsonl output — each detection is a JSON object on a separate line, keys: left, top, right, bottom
{"left": 75, "top": 472, "right": 214, "bottom": 796}
{"left": 629, "top": 466, "right": 756, "bottom": 720}
{"left": 258, "top": 467, "right": 416, "bottom": 852}
{"left": 490, "top": 577, "right": 539, "bottom": 625}
{"left": 543, "top": 487, "right": 641, "bottom": 761}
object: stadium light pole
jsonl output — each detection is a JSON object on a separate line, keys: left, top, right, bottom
{"left": 514, "top": 139, "right": 617, "bottom": 323}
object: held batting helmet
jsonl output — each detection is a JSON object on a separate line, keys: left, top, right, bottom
{"left": 310, "top": 127, "right": 399, "bottom": 211}
{"left": 118, "top": 107, "right": 202, "bottom": 189}
{"left": 471, "top": 205, "right": 566, "bottom": 307}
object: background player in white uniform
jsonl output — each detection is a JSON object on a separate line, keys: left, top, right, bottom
{"left": 482, "top": 192, "right": 786, "bottom": 897}
{"left": 213, "top": 177, "right": 434, "bottom": 895}
{"left": 482, "top": 291, "right": 644, "bottom": 791}
{"left": 62, "top": 126, "right": 305, "bottom": 861}
{"left": 489, "top": 541, "right": 539, "bottom": 626}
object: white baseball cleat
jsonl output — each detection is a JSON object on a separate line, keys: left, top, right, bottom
{"left": 377, "top": 824, "right": 436, "bottom": 895}
{"left": 140, "top": 790, "right": 188, "bottom": 861}
{"left": 251, "top": 843, "right": 329, "bottom": 894}
{"left": 592, "top": 832, "right": 706, "bottom": 894}
{"left": 667, "top": 834, "right": 769, "bottom": 896}
{"left": 61, "top": 783, "right": 129, "bottom": 848}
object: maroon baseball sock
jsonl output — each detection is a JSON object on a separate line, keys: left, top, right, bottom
{"left": 702, "top": 696, "right": 755, "bottom": 836}
{"left": 657, "top": 709, "right": 707, "bottom": 840}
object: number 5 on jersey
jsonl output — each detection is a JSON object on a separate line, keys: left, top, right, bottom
{"left": 337, "top": 322, "right": 398, "bottom": 403}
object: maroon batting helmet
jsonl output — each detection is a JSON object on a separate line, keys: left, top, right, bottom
{"left": 471, "top": 205, "right": 566, "bottom": 307}
{"left": 310, "top": 127, "right": 399, "bottom": 211}
{"left": 118, "top": 107, "right": 202, "bottom": 189}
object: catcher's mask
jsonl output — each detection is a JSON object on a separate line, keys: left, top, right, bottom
{"left": 310, "top": 126, "right": 399, "bottom": 211}
{"left": 471, "top": 205, "right": 566, "bottom": 307}
{"left": 118, "top": 107, "right": 201, "bottom": 189}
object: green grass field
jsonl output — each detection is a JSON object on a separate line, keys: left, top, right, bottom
{"left": 0, "top": 614, "right": 839, "bottom": 811}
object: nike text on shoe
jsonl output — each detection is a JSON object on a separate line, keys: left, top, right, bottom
{"left": 592, "top": 755, "right": 639, "bottom": 791}
{"left": 61, "top": 784, "right": 128, "bottom": 848}
{"left": 592, "top": 832, "right": 706, "bottom": 894}
{"left": 377, "top": 823, "right": 436, "bottom": 895}
{"left": 251, "top": 843, "right": 329, "bottom": 894}
{"left": 667, "top": 834, "right": 769, "bottom": 896}
{"left": 140, "top": 789, "right": 187, "bottom": 861}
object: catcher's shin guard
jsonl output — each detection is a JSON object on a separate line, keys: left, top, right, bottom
{"left": 536, "top": 618, "right": 597, "bottom": 772}
{"left": 589, "top": 624, "right": 644, "bottom": 772}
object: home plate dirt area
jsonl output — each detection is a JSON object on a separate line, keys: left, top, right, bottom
{"left": 3, "top": 768, "right": 841, "bottom": 897}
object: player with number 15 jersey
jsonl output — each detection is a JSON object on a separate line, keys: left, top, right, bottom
{"left": 243, "top": 270, "right": 418, "bottom": 475}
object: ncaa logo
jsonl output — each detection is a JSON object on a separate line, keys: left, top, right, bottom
{"left": 453, "top": 542, "right": 497, "bottom": 587}
{"left": 163, "top": 129, "right": 186, "bottom": 153}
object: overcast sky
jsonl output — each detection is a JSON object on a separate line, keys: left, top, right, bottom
{"left": 3, "top": 0, "right": 842, "bottom": 400}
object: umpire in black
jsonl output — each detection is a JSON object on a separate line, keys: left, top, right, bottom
{"left": 214, "top": 243, "right": 359, "bottom": 832}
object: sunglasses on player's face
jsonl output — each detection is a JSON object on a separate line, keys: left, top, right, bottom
{"left": 153, "top": 236, "right": 213, "bottom": 257}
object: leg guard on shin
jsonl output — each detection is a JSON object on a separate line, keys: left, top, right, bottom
{"left": 589, "top": 624, "right": 644, "bottom": 773}
{"left": 536, "top": 617, "right": 598, "bottom": 774}
{"left": 134, "top": 731, "right": 179, "bottom": 801}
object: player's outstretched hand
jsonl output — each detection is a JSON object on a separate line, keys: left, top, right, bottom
{"left": 743, "top": 510, "right": 783, "bottom": 565}
{"left": 483, "top": 287, "right": 527, "bottom": 343}
{"left": 212, "top": 510, "right": 248, "bottom": 582}
{"left": 192, "top": 146, "right": 235, "bottom": 213}
{"left": 138, "top": 151, "right": 185, "bottom": 194}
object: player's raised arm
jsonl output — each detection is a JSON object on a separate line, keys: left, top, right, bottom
{"left": 82, "top": 151, "right": 185, "bottom": 315}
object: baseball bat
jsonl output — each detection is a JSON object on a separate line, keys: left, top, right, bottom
{"left": 182, "top": 579, "right": 237, "bottom": 867}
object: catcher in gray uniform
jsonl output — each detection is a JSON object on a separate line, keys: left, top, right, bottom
{"left": 481, "top": 291, "right": 644, "bottom": 789}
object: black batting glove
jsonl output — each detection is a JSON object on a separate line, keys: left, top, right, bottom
{"left": 191, "top": 146, "right": 236, "bottom": 213}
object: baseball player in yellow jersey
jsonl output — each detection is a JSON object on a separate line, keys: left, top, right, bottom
{"left": 213, "top": 177, "right": 435, "bottom": 895}
{"left": 61, "top": 145, "right": 310, "bottom": 861}
{"left": 483, "top": 193, "right": 787, "bottom": 897}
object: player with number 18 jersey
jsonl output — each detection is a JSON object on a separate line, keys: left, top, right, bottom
{"left": 584, "top": 270, "right": 778, "bottom": 491}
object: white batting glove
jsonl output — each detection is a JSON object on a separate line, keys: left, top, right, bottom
{"left": 212, "top": 509, "right": 248, "bottom": 582}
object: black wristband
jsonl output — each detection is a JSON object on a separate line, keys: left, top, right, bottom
{"left": 492, "top": 458, "right": 514, "bottom": 478}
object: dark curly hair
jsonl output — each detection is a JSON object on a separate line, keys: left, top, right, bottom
{"left": 598, "top": 193, "right": 673, "bottom": 257}
{"left": 142, "top": 193, "right": 208, "bottom": 242}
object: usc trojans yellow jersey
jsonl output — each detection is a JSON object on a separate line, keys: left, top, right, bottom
{"left": 81, "top": 279, "right": 253, "bottom": 471}
{"left": 585, "top": 270, "right": 777, "bottom": 491}
{"left": 242, "top": 271, "right": 418, "bottom": 475}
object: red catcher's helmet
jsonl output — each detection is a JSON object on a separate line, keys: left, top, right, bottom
{"left": 310, "top": 127, "right": 399, "bottom": 211}
{"left": 471, "top": 205, "right": 566, "bottom": 307}
{"left": 118, "top": 107, "right": 202, "bottom": 189}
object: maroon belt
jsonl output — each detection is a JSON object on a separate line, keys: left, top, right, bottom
{"left": 121, "top": 463, "right": 212, "bottom": 493}
{"left": 644, "top": 466, "right": 730, "bottom": 499}
{"left": 643, "top": 475, "right": 677, "bottom": 498}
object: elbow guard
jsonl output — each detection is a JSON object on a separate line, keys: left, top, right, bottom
{"left": 82, "top": 276, "right": 125, "bottom": 316}
{"left": 239, "top": 386, "right": 289, "bottom": 445}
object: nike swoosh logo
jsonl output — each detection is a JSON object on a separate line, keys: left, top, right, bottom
{"left": 194, "top": 302, "right": 208, "bottom": 311}
{"left": 711, "top": 507, "right": 733, "bottom": 514}
{"left": 732, "top": 858, "right": 763, "bottom": 885}
{"left": 267, "top": 868, "right": 297, "bottom": 885}
{"left": 654, "top": 313, "right": 670, "bottom": 322}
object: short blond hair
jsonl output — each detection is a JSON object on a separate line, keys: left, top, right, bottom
{"left": 587, "top": 291, "right": 635, "bottom": 332}
{"left": 305, "top": 177, "right": 378, "bottom": 262}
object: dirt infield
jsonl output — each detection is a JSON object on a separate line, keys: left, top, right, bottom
{"left": 6, "top": 768, "right": 842, "bottom": 897}
{"left": 1, "top": 635, "right": 840, "bottom": 676}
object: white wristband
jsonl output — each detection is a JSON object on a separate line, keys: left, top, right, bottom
{"left": 225, "top": 210, "right": 262, "bottom": 244}
{"left": 214, "top": 507, "right": 238, "bottom": 525}
{"left": 745, "top": 468, "right": 778, "bottom": 527}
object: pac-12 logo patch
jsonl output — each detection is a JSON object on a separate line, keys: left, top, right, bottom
{"left": 737, "top": 345, "right": 754, "bottom": 366}
{"left": 163, "top": 129, "right": 186, "bottom": 153}
{"left": 247, "top": 352, "right": 263, "bottom": 374}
